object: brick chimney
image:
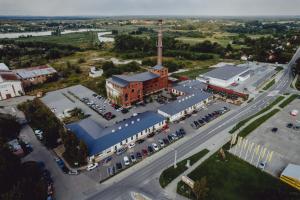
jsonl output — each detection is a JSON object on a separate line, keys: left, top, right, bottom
{"left": 157, "top": 19, "right": 163, "bottom": 66}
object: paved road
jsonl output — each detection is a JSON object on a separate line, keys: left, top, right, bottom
{"left": 85, "top": 48, "right": 300, "bottom": 200}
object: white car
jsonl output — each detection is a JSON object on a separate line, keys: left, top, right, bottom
{"left": 87, "top": 163, "right": 98, "bottom": 171}
{"left": 158, "top": 139, "right": 165, "bottom": 147}
{"left": 152, "top": 143, "right": 159, "bottom": 151}
{"left": 258, "top": 161, "right": 266, "bottom": 170}
{"left": 123, "top": 156, "right": 130, "bottom": 166}
{"left": 128, "top": 143, "right": 135, "bottom": 149}
{"left": 34, "top": 129, "right": 43, "bottom": 135}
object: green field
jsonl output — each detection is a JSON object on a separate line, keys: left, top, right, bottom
{"left": 16, "top": 31, "right": 99, "bottom": 48}
{"left": 159, "top": 149, "right": 209, "bottom": 188}
{"left": 177, "top": 152, "right": 299, "bottom": 200}
{"left": 279, "top": 94, "right": 299, "bottom": 108}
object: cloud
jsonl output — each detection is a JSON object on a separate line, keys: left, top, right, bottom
{"left": 0, "top": 0, "right": 299, "bottom": 16}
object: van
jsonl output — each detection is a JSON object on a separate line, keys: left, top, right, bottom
{"left": 123, "top": 156, "right": 130, "bottom": 166}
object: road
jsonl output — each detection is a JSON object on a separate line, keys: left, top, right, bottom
{"left": 85, "top": 48, "right": 300, "bottom": 200}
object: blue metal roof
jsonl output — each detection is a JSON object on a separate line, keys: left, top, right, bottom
{"left": 110, "top": 72, "right": 159, "bottom": 87}
{"left": 110, "top": 76, "right": 129, "bottom": 87}
{"left": 173, "top": 80, "right": 207, "bottom": 95}
{"left": 158, "top": 91, "right": 212, "bottom": 116}
{"left": 152, "top": 65, "right": 164, "bottom": 70}
{"left": 67, "top": 111, "right": 165, "bottom": 156}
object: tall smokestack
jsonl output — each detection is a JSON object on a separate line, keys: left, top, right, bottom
{"left": 157, "top": 19, "right": 163, "bottom": 66}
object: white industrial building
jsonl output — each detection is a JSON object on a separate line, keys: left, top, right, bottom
{"left": 89, "top": 67, "right": 103, "bottom": 78}
{"left": 0, "top": 70, "right": 24, "bottom": 100}
{"left": 197, "top": 65, "right": 250, "bottom": 88}
{"left": 158, "top": 91, "right": 213, "bottom": 122}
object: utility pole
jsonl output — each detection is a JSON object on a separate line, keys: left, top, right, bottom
{"left": 174, "top": 149, "right": 177, "bottom": 169}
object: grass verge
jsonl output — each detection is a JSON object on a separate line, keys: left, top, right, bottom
{"left": 159, "top": 149, "right": 209, "bottom": 188}
{"left": 263, "top": 79, "right": 275, "bottom": 90}
{"left": 229, "top": 96, "right": 284, "bottom": 134}
{"left": 279, "top": 94, "right": 299, "bottom": 108}
{"left": 177, "top": 151, "right": 299, "bottom": 200}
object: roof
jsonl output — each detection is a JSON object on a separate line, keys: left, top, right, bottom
{"left": 202, "top": 65, "right": 249, "bottom": 81}
{"left": 281, "top": 164, "right": 300, "bottom": 180}
{"left": 152, "top": 65, "right": 164, "bottom": 70}
{"left": 110, "top": 72, "right": 159, "bottom": 87}
{"left": 0, "top": 70, "right": 20, "bottom": 81}
{"left": 0, "top": 63, "right": 9, "bottom": 70}
{"left": 158, "top": 91, "right": 212, "bottom": 116}
{"left": 67, "top": 111, "right": 165, "bottom": 156}
{"left": 239, "top": 70, "right": 252, "bottom": 77}
{"left": 14, "top": 65, "right": 57, "bottom": 79}
{"left": 173, "top": 80, "right": 207, "bottom": 95}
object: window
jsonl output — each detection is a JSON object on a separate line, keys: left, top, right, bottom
{"left": 120, "top": 142, "right": 123, "bottom": 145}
{"left": 132, "top": 89, "right": 134, "bottom": 93}
{"left": 125, "top": 93, "right": 128, "bottom": 101}
{"left": 131, "top": 136, "right": 133, "bottom": 140}
{"left": 126, "top": 139, "right": 128, "bottom": 143}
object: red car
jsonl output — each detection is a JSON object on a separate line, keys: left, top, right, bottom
{"left": 142, "top": 149, "right": 148, "bottom": 157}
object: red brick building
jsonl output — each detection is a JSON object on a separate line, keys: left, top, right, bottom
{"left": 106, "top": 20, "right": 168, "bottom": 107}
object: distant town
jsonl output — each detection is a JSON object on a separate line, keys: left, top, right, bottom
{"left": 0, "top": 15, "right": 300, "bottom": 200}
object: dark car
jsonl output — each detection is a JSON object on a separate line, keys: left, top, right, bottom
{"left": 136, "top": 152, "right": 142, "bottom": 160}
{"left": 287, "top": 123, "right": 293, "bottom": 128}
{"left": 163, "top": 138, "right": 170, "bottom": 145}
{"left": 116, "top": 162, "right": 122, "bottom": 171}
{"left": 271, "top": 127, "right": 278, "bottom": 133}
{"left": 121, "top": 108, "right": 129, "bottom": 114}
{"left": 148, "top": 146, "right": 154, "bottom": 154}
{"left": 92, "top": 94, "right": 97, "bottom": 97}
{"left": 136, "top": 139, "right": 145, "bottom": 144}
{"left": 179, "top": 128, "right": 186, "bottom": 135}
{"left": 167, "top": 135, "right": 173, "bottom": 142}
{"left": 147, "top": 133, "right": 155, "bottom": 138}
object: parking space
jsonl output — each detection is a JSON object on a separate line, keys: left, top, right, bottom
{"left": 245, "top": 98, "right": 300, "bottom": 176}
{"left": 84, "top": 100, "right": 234, "bottom": 182}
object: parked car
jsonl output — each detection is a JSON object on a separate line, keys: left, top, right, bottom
{"left": 142, "top": 149, "right": 148, "bottom": 157}
{"left": 171, "top": 133, "right": 178, "bottom": 140}
{"left": 147, "top": 133, "right": 155, "bottom": 138}
{"left": 147, "top": 145, "right": 154, "bottom": 154}
{"left": 116, "top": 147, "right": 127, "bottom": 155}
{"left": 167, "top": 135, "right": 173, "bottom": 142}
{"left": 152, "top": 143, "right": 159, "bottom": 151}
{"left": 68, "top": 170, "right": 79, "bottom": 175}
{"left": 136, "top": 152, "right": 142, "bottom": 160}
{"left": 163, "top": 138, "right": 170, "bottom": 145}
{"left": 287, "top": 123, "right": 293, "bottom": 128}
{"left": 116, "top": 162, "right": 122, "bottom": 171}
{"left": 271, "top": 127, "right": 278, "bottom": 133}
{"left": 128, "top": 142, "right": 135, "bottom": 149}
{"left": 123, "top": 156, "right": 130, "bottom": 166}
{"left": 87, "top": 163, "right": 98, "bottom": 171}
{"left": 258, "top": 161, "right": 267, "bottom": 170}
{"left": 130, "top": 154, "right": 137, "bottom": 162}
{"left": 158, "top": 139, "right": 165, "bottom": 147}
{"left": 136, "top": 139, "right": 145, "bottom": 144}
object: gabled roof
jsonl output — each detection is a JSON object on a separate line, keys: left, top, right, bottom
{"left": 202, "top": 65, "right": 249, "bottom": 81}
{"left": 110, "top": 71, "right": 159, "bottom": 87}
{"left": 0, "top": 70, "right": 20, "bottom": 82}
{"left": 0, "top": 63, "right": 9, "bottom": 71}
{"left": 14, "top": 65, "right": 57, "bottom": 79}
{"left": 67, "top": 111, "right": 165, "bottom": 156}
{"left": 158, "top": 91, "right": 212, "bottom": 116}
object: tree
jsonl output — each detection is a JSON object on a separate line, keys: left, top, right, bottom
{"left": 193, "top": 177, "right": 209, "bottom": 200}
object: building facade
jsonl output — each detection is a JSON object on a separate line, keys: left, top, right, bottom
{"left": 0, "top": 70, "right": 24, "bottom": 100}
{"left": 106, "top": 20, "right": 168, "bottom": 108}
{"left": 14, "top": 65, "right": 57, "bottom": 88}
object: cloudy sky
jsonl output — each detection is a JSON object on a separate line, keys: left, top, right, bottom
{"left": 0, "top": 0, "right": 300, "bottom": 16}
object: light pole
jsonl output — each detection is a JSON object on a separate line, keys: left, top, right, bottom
{"left": 174, "top": 149, "right": 177, "bottom": 169}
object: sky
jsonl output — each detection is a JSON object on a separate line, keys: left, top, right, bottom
{"left": 0, "top": 0, "right": 300, "bottom": 16}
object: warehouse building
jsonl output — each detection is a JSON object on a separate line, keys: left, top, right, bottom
{"left": 280, "top": 164, "right": 300, "bottom": 190}
{"left": 171, "top": 79, "right": 207, "bottom": 96}
{"left": 0, "top": 70, "right": 24, "bottom": 100}
{"left": 158, "top": 91, "right": 213, "bottom": 122}
{"left": 66, "top": 111, "right": 166, "bottom": 162}
{"left": 197, "top": 65, "right": 250, "bottom": 87}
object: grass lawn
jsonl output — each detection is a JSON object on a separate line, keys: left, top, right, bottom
{"left": 16, "top": 31, "right": 99, "bottom": 49}
{"left": 263, "top": 79, "right": 276, "bottom": 90}
{"left": 159, "top": 149, "right": 209, "bottom": 188}
{"left": 229, "top": 96, "right": 285, "bottom": 134}
{"left": 177, "top": 152, "right": 300, "bottom": 200}
{"left": 279, "top": 94, "right": 299, "bottom": 108}
{"left": 172, "top": 67, "right": 213, "bottom": 79}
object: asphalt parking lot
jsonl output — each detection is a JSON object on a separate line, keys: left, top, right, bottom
{"left": 84, "top": 100, "right": 234, "bottom": 182}
{"left": 244, "top": 98, "right": 300, "bottom": 176}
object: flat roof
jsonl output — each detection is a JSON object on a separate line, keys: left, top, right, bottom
{"left": 202, "top": 65, "right": 249, "bottom": 81}
{"left": 14, "top": 65, "right": 57, "bottom": 79}
{"left": 67, "top": 111, "right": 165, "bottom": 156}
{"left": 110, "top": 71, "right": 159, "bottom": 87}
{"left": 281, "top": 164, "right": 300, "bottom": 180}
{"left": 158, "top": 91, "right": 212, "bottom": 116}
{"left": 173, "top": 80, "right": 207, "bottom": 95}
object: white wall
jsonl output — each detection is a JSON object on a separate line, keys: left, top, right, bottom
{"left": 0, "top": 81, "right": 24, "bottom": 100}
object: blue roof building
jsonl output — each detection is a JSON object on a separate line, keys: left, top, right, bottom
{"left": 66, "top": 111, "right": 166, "bottom": 157}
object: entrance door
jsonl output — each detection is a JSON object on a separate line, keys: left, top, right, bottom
{"left": 6, "top": 94, "right": 12, "bottom": 99}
